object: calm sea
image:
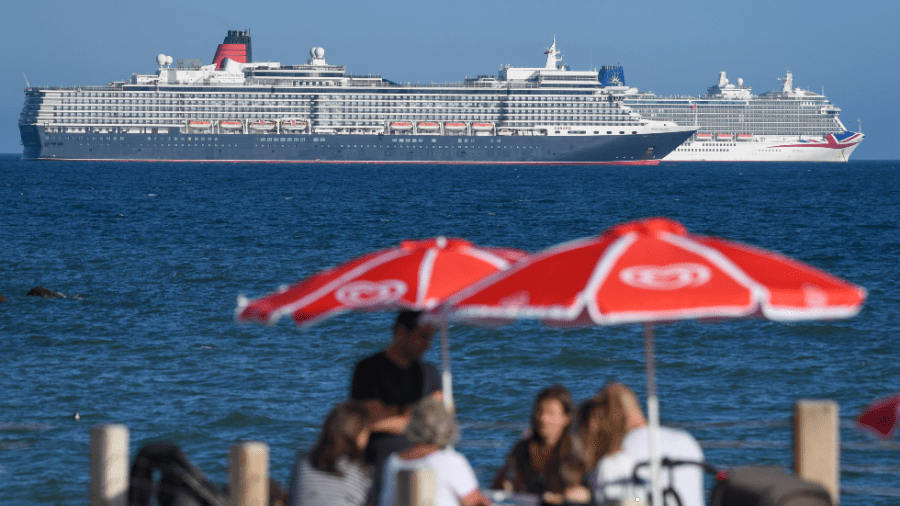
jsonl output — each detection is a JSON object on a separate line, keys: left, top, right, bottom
{"left": 1, "top": 155, "right": 898, "bottom": 505}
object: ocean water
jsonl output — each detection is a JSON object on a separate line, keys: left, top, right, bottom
{"left": 1, "top": 155, "right": 898, "bottom": 505}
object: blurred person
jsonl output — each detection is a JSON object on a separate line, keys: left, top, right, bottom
{"left": 290, "top": 401, "right": 372, "bottom": 506}
{"left": 577, "top": 384, "right": 644, "bottom": 505}
{"left": 585, "top": 382, "right": 704, "bottom": 506}
{"left": 492, "top": 385, "right": 578, "bottom": 496}
{"left": 379, "top": 397, "right": 490, "bottom": 506}
{"left": 350, "top": 310, "right": 442, "bottom": 497}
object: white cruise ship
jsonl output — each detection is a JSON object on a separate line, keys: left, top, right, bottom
{"left": 18, "top": 32, "right": 694, "bottom": 164}
{"left": 620, "top": 71, "right": 863, "bottom": 162}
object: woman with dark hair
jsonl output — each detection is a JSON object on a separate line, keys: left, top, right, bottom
{"left": 290, "top": 401, "right": 372, "bottom": 506}
{"left": 492, "top": 385, "right": 578, "bottom": 496}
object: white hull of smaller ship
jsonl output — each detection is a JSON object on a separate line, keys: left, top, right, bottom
{"left": 664, "top": 133, "right": 864, "bottom": 162}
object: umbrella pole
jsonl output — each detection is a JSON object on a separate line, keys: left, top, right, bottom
{"left": 440, "top": 321, "right": 455, "bottom": 412}
{"left": 644, "top": 323, "right": 662, "bottom": 506}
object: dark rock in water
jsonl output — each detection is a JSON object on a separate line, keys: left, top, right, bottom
{"left": 26, "top": 286, "right": 65, "bottom": 298}
{"left": 0, "top": 293, "right": 6, "bottom": 303}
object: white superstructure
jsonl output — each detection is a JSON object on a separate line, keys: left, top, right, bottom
{"left": 622, "top": 71, "right": 863, "bottom": 162}
{"left": 22, "top": 39, "right": 689, "bottom": 141}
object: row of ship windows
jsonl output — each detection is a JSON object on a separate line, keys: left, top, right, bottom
{"left": 42, "top": 92, "right": 611, "bottom": 103}
{"left": 37, "top": 103, "right": 624, "bottom": 111}
{"left": 675, "top": 148, "right": 789, "bottom": 152}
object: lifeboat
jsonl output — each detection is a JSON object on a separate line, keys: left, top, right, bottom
{"left": 498, "top": 128, "right": 514, "bottom": 136}
{"left": 695, "top": 133, "right": 713, "bottom": 141}
{"left": 716, "top": 133, "right": 733, "bottom": 141}
{"left": 188, "top": 120, "right": 212, "bottom": 130}
{"left": 219, "top": 121, "right": 243, "bottom": 130}
{"left": 472, "top": 123, "right": 494, "bottom": 132}
{"left": 390, "top": 122, "right": 413, "bottom": 131}
{"left": 249, "top": 120, "right": 276, "bottom": 131}
{"left": 444, "top": 122, "right": 466, "bottom": 132}
{"left": 737, "top": 134, "right": 754, "bottom": 141}
{"left": 250, "top": 120, "right": 276, "bottom": 131}
{"left": 282, "top": 119, "right": 307, "bottom": 131}
{"left": 417, "top": 122, "right": 440, "bottom": 131}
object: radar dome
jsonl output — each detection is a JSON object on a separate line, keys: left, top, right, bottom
{"left": 165, "top": 56, "right": 173, "bottom": 66}
{"left": 737, "top": 78, "right": 744, "bottom": 86}
{"left": 156, "top": 54, "right": 166, "bottom": 66}
{"left": 314, "top": 47, "right": 324, "bottom": 58}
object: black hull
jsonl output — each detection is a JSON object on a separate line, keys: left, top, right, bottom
{"left": 21, "top": 126, "right": 694, "bottom": 164}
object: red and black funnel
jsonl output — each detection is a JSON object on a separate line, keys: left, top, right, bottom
{"left": 212, "top": 30, "right": 251, "bottom": 69}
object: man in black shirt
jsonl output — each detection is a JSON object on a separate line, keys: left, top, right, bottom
{"left": 350, "top": 310, "right": 442, "bottom": 483}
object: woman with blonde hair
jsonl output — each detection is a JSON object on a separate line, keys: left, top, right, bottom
{"left": 577, "top": 382, "right": 645, "bottom": 505}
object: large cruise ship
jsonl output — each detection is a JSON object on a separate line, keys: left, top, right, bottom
{"left": 18, "top": 32, "right": 695, "bottom": 164}
{"left": 620, "top": 71, "right": 863, "bottom": 162}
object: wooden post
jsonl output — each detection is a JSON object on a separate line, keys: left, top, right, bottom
{"left": 794, "top": 400, "right": 839, "bottom": 505}
{"left": 396, "top": 468, "right": 436, "bottom": 506}
{"left": 228, "top": 441, "right": 269, "bottom": 506}
{"left": 90, "top": 424, "right": 129, "bottom": 506}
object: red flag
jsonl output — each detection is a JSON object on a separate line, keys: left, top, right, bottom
{"left": 857, "top": 394, "right": 900, "bottom": 439}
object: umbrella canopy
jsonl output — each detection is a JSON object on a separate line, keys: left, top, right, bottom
{"left": 857, "top": 393, "right": 900, "bottom": 439}
{"left": 438, "top": 217, "right": 866, "bottom": 505}
{"left": 235, "top": 236, "right": 528, "bottom": 412}
{"left": 445, "top": 217, "right": 865, "bottom": 325}
{"left": 237, "top": 236, "right": 526, "bottom": 327}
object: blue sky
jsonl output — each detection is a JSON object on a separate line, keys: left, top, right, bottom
{"left": 2, "top": 0, "right": 896, "bottom": 158}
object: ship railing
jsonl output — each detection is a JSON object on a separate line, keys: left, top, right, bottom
{"left": 27, "top": 85, "right": 119, "bottom": 92}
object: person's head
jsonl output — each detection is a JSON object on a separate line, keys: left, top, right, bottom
{"left": 391, "top": 310, "right": 435, "bottom": 362}
{"left": 309, "top": 401, "right": 371, "bottom": 474}
{"left": 578, "top": 382, "right": 644, "bottom": 467}
{"left": 531, "top": 384, "right": 574, "bottom": 448}
{"left": 404, "top": 397, "right": 459, "bottom": 448}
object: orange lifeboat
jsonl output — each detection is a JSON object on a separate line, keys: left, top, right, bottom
{"left": 220, "top": 121, "right": 242, "bottom": 130}
{"left": 472, "top": 123, "right": 494, "bottom": 132}
{"left": 716, "top": 133, "right": 733, "bottom": 141}
{"left": 695, "top": 133, "right": 713, "bottom": 141}
{"left": 417, "top": 122, "right": 440, "bottom": 131}
{"left": 390, "top": 122, "right": 413, "bottom": 131}
{"left": 737, "top": 134, "right": 753, "bottom": 141}
{"left": 444, "top": 122, "right": 466, "bottom": 132}
{"left": 282, "top": 119, "right": 307, "bottom": 131}
{"left": 188, "top": 120, "right": 212, "bottom": 130}
{"left": 249, "top": 120, "right": 276, "bottom": 131}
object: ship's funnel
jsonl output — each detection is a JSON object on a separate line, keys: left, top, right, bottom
{"left": 212, "top": 29, "right": 252, "bottom": 69}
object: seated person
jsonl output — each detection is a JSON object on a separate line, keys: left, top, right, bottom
{"left": 493, "top": 385, "right": 578, "bottom": 496}
{"left": 379, "top": 397, "right": 490, "bottom": 506}
{"left": 585, "top": 382, "right": 704, "bottom": 506}
{"left": 578, "top": 387, "right": 644, "bottom": 505}
{"left": 289, "top": 401, "right": 372, "bottom": 506}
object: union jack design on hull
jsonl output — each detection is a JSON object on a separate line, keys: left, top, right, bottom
{"left": 773, "top": 132, "right": 864, "bottom": 150}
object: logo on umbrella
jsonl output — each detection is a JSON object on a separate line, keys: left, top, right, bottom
{"left": 619, "top": 263, "right": 712, "bottom": 291}
{"left": 334, "top": 280, "right": 408, "bottom": 307}
{"left": 802, "top": 284, "right": 828, "bottom": 307}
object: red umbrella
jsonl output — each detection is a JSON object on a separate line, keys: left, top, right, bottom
{"left": 438, "top": 217, "right": 866, "bottom": 504}
{"left": 236, "top": 236, "right": 527, "bottom": 408}
{"left": 857, "top": 394, "right": 900, "bottom": 439}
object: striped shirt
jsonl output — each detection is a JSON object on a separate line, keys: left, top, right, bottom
{"left": 290, "top": 455, "right": 372, "bottom": 506}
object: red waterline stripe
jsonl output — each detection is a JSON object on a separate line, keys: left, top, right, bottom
{"left": 35, "top": 158, "right": 661, "bottom": 166}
